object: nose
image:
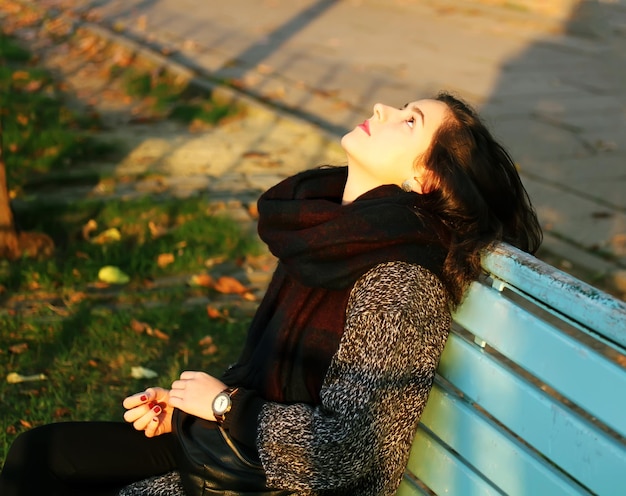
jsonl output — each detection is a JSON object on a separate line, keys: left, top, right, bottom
{"left": 373, "top": 103, "right": 385, "bottom": 121}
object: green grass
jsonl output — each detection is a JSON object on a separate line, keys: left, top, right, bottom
{"left": 118, "top": 66, "right": 238, "bottom": 122}
{"left": 1, "top": 33, "right": 116, "bottom": 187}
{"left": 0, "top": 290, "right": 253, "bottom": 462}
{"left": 0, "top": 34, "right": 30, "bottom": 62}
{"left": 3, "top": 195, "right": 261, "bottom": 291}
{"left": 0, "top": 195, "right": 262, "bottom": 464}
{"left": 0, "top": 33, "right": 260, "bottom": 466}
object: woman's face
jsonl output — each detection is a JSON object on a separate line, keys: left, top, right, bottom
{"left": 341, "top": 98, "right": 449, "bottom": 192}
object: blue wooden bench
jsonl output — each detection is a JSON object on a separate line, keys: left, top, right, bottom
{"left": 398, "top": 242, "right": 626, "bottom": 496}
{"left": 122, "top": 242, "right": 626, "bottom": 495}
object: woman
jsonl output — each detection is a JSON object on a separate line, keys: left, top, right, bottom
{"left": 0, "top": 92, "right": 542, "bottom": 495}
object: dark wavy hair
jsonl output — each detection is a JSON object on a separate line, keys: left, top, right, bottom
{"left": 420, "top": 92, "right": 542, "bottom": 306}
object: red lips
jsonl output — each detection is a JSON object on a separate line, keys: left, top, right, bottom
{"left": 358, "top": 120, "right": 370, "bottom": 136}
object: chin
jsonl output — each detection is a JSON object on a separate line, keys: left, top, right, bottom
{"left": 340, "top": 131, "right": 356, "bottom": 152}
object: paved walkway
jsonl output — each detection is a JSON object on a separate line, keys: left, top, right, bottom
{"left": 27, "top": 0, "right": 626, "bottom": 293}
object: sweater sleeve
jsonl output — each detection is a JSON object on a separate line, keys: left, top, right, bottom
{"left": 256, "top": 261, "right": 451, "bottom": 494}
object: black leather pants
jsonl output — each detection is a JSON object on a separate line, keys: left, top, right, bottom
{"left": 0, "top": 421, "right": 181, "bottom": 496}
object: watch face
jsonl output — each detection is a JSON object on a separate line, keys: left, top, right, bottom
{"left": 213, "top": 393, "right": 230, "bottom": 415}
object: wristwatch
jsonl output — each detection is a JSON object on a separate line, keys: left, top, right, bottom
{"left": 212, "top": 386, "right": 239, "bottom": 424}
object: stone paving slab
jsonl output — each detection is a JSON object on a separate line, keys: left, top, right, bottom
{"left": 10, "top": 0, "right": 626, "bottom": 296}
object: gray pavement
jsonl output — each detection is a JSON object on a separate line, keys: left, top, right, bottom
{"left": 34, "top": 0, "right": 626, "bottom": 292}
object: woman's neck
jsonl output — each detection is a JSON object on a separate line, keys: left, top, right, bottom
{"left": 342, "top": 169, "right": 382, "bottom": 204}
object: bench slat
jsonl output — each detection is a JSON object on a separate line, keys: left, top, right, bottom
{"left": 403, "top": 427, "right": 504, "bottom": 496}
{"left": 482, "top": 243, "right": 626, "bottom": 346}
{"left": 403, "top": 244, "right": 626, "bottom": 495}
{"left": 435, "top": 332, "right": 626, "bottom": 495}
{"left": 420, "top": 382, "right": 589, "bottom": 495}
{"left": 453, "top": 282, "right": 626, "bottom": 439}
{"left": 396, "top": 475, "right": 431, "bottom": 496}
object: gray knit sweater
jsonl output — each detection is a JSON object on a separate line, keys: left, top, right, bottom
{"left": 257, "top": 261, "right": 450, "bottom": 495}
{"left": 120, "top": 261, "right": 450, "bottom": 496}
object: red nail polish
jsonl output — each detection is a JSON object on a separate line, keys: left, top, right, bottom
{"left": 140, "top": 395, "right": 147, "bottom": 402}
{"left": 153, "top": 405, "right": 162, "bottom": 414}
{"left": 148, "top": 401, "right": 157, "bottom": 409}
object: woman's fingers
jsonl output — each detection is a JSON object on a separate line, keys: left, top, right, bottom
{"left": 130, "top": 403, "right": 163, "bottom": 431}
{"left": 123, "top": 400, "right": 160, "bottom": 423}
{"left": 123, "top": 400, "right": 152, "bottom": 423}
{"left": 122, "top": 388, "right": 154, "bottom": 409}
{"left": 170, "top": 379, "right": 185, "bottom": 392}
{"left": 144, "top": 416, "right": 159, "bottom": 438}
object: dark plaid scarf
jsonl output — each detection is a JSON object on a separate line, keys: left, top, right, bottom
{"left": 221, "top": 166, "right": 447, "bottom": 404}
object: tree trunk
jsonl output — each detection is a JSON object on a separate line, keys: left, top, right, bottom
{"left": 0, "top": 102, "right": 54, "bottom": 260}
{"left": 0, "top": 110, "right": 21, "bottom": 260}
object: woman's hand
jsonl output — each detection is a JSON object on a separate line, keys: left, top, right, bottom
{"left": 169, "top": 371, "right": 227, "bottom": 422}
{"left": 123, "top": 387, "right": 173, "bottom": 437}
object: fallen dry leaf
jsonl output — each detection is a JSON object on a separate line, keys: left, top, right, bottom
{"left": 130, "top": 319, "right": 169, "bottom": 340}
{"left": 242, "top": 150, "right": 269, "bottom": 159}
{"left": 7, "top": 372, "right": 47, "bottom": 384}
{"left": 202, "top": 344, "right": 218, "bottom": 355}
{"left": 213, "top": 275, "right": 247, "bottom": 294}
{"left": 130, "top": 319, "right": 150, "bottom": 333}
{"left": 188, "top": 118, "right": 211, "bottom": 133}
{"left": 611, "top": 233, "right": 626, "bottom": 256}
{"left": 157, "top": 252, "right": 175, "bottom": 268}
{"left": 182, "top": 39, "right": 198, "bottom": 51}
{"left": 98, "top": 266, "right": 130, "bottom": 284}
{"left": 137, "top": 14, "right": 147, "bottom": 31}
{"left": 67, "top": 291, "right": 87, "bottom": 305}
{"left": 188, "top": 273, "right": 214, "bottom": 288}
{"left": 53, "top": 407, "right": 72, "bottom": 419}
{"left": 204, "top": 255, "right": 226, "bottom": 268}
{"left": 19, "top": 419, "right": 33, "bottom": 429}
{"left": 91, "top": 228, "right": 122, "bottom": 244}
{"left": 256, "top": 63, "right": 274, "bottom": 74}
{"left": 266, "top": 86, "right": 286, "bottom": 99}
{"left": 82, "top": 219, "right": 98, "bottom": 240}
{"left": 198, "top": 336, "right": 218, "bottom": 355}
{"left": 46, "top": 304, "right": 70, "bottom": 317}
{"left": 312, "top": 88, "right": 339, "bottom": 98}
{"left": 206, "top": 306, "right": 223, "bottom": 319}
{"left": 91, "top": 281, "right": 111, "bottom": 289}
{"left": 332, "top": 100, "right": 351, "bottom": 110}
{"left": 247, "top": 203, "right": 259, "bottom": 219}
{"left": 9, "top": 343, "right": 28, "bottom": 354}
{"left": 242, "top": 292, "right": 256, "bottom": 301}
{"left": 82, "top": 8, "right": 102, "bottom": 22}
{"left": 12, "top": 71, "right": 30, "bottom": 80}
{"left": 148, "top": 328, "right": 170, "bottom": 341}
{"left": 148, "top": 221, "right": 168, "bottom": 238}
{"left": 130, "top": 366, "right": 158, "bottom": 379}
